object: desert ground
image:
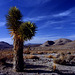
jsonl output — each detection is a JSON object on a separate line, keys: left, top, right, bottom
{"left": 0, "top": 48, "right": 75, "bottom": 75}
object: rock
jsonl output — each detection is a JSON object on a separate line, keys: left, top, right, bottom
{"left": 40, "top": 41, "right": 54, "bottom": 47}
{"left": 54, "top": 38, "right": 72, "bottom": 45}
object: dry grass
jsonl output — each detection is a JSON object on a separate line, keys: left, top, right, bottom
{"left": 23, "top": 50, "right": 30, "bottom": 54}
{"left": 53, "top": 63, "right": 56, "bottom": 71}
{"left": 24, "top": 55, "right": 39, "bottom": 59}
{"left": 0, "top": 50, "right": 13, "bottom": 65}
{"left": 53, "top": 53, "right": 75, "bottom": 65}
{"left": 37, "top": 51, "right": 43, "bottom": 54}
{"left": 45, "top": 55, "right": 55, "bottom": 59}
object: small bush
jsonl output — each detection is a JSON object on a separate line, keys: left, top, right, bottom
{"left": 46, "top": 55, "right": 55, "bottom": 58}
{"left": 54, "top": 53, "right": 75, "bottom": 65}
{"left": 37, "top": 51, "right": 43, "bottom": 54}
{"left": 53, "top": 63, "right": 56, "bottom": 71}
{"left": 54, "top": 58, "right": 66, "bottom": 65}
{"left": 0, "top": 51, "right": 13, "bottom": 63}
{"left": 24, "top": 55, "right": 39, "bottom": 59}
{"left": 23, "top": 46, "right": 31, "bottom": 54}
{"left": 23, "top": 50, "right": 30, "bottom": 54}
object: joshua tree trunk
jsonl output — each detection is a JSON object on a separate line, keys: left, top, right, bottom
{"left": 13, "top": 38, "right": 24, "bottom": 71}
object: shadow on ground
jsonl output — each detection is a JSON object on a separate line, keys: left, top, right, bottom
{"left": 55, "top": 69, "right": 75, "bottom": 75}
{"left": 3, "top": 62, "right": 75, "bottom": 75}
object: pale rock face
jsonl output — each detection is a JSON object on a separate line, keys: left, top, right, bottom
{"left": 54, "top": 38, "right": 72, "bottom": 45}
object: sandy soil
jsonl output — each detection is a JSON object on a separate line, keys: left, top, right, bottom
{"left": 0, "top": 53, "right": 75, "bottom": 75}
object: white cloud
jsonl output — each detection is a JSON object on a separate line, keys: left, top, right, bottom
{"left": 38, "top": 21, "right": 51, "bottom": 29}
{"left": 53, "top": 10, "right": 71, "bottom": 17}
{"left": 38, "top": 21, "right": 64, "bottom": 29}
{"left": 24, "top": 15, "right": 48, "bottom": 22}
{"left": 18, "top": 0, "right": 50, "bottom": 7}
{"left": 0, "top": 22, "right": 5, "bottom": 27}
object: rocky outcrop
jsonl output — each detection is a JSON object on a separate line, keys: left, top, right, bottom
{"left": 40, "top": 41, "right": 54, "bottom": 47}
{"left": 54, "top": 38, "right": 72, "bottom": 45}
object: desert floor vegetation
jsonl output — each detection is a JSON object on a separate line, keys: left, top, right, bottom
{"left": 24, "top": 55, "right": 39, "bottom": 59}
{"left": 45, "top": 55, "right": 56, "bottom": 58}
{"left": 0, "top": 49, "right": 75, "bottom": 75}
{"left": 53, "top": 53, "right": 75, "bottom": 65}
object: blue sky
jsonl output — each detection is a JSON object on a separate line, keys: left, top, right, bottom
{"left": 0, "top": 0, "right": 75, "bottom": 44}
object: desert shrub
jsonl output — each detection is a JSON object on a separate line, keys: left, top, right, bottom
{"left": 37, "top": 51, "right": 43, "bottom": 54}
{"left": 65, "top": 55, "right": 75, "bottom": 64}
{"left": 24, "top": 55, "right": 39, "bottom": 59}
{"left": 23, "top": 50, "right": 30, "bottom": 54}
{"left": 54, "top": 53, "right": 75, "bottom": 65}
{"left": 55, "top": 53, "right": 60, "bottom": 58}
{"left": 6, "top": 54, "right": 13, "bottom": 61}
{"left": 53, "top": 63, "right": 56, "bottom": 71}
{"left": 23, "top": 46, "right": 31, "bottom": 54}
{"left": 0, "top": 51, "right": 13, "bottom": 62}
{"left": 46, "top": 55, "right": 55, "bottom": 58}
{"left": 54, "top": 58, "right": 66, "bottom": 65}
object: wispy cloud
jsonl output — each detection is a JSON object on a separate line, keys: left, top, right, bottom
{"left": 38, "top": 21, "right": 51, "bottom": 29}
{"left": 18, "top": 0, "right": 50, "bottom": 7}
{"left": 53, "top": 10, "right": 72, "bottom": 17}
{"left": 0, "top": 22, "right": 5, "bottom": 27}
{"left": 38, "top": 20, "right": 65, "bottom": 29}
{"left": 24, "top": 16, "right": 47, "bottom": 22}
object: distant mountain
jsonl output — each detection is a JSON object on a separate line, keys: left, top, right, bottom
{"left": 40, "top": 41, "right": 54, "bottom": 47}
{"left": 54, "top": 38, "right": 72, "bottom": 45}
{"left": 39, "top": 38, "right": 75, "bottom": 49}
{"left": 25, "top": 43, "right": 42, "bottom": 47}
{"left": 40, "top": 38, "right": 73, "bottom": 48}
{"left": 0, "top": 41, "right": 13, "bottom": 49}
{"left": 62, "top": 40, "right": 75, "bottom": 49}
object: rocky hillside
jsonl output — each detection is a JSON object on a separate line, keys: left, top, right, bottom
{"left": 40, "top": 38, "right": 72, "bottom": 47}
{"left": 40, "top": 41, "right": 54, "bottom": 47}
{"left": 54, "top": 38, "right": 72, "bottom": 45}
{"left": 39, "top": 38, "right": 75, "bottom": 49}
{"left": 0, "top": 41, "right": 13, "bottom": 49}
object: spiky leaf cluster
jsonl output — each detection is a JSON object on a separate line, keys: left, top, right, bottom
{"left": 6, "top": 7, "right": 22, "bottom": 32}
{"left": 18, "top": 22, "right": 36, "bottom": 41}
{"left": 6, "top": 7, "right": 36, "bottom": 41}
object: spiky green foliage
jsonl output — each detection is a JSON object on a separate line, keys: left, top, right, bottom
{"left": 6, "top": 7, "right": 36, "bottom": 41}
{"left": 18, "top": 22, "right": 36, "bottom": 41}
{"left": 6, "top": 7, "right": 22, "bottom": 33}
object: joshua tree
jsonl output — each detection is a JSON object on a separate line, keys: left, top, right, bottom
{"left": 6, "top": 7, "right": 36, "bottom": 71}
